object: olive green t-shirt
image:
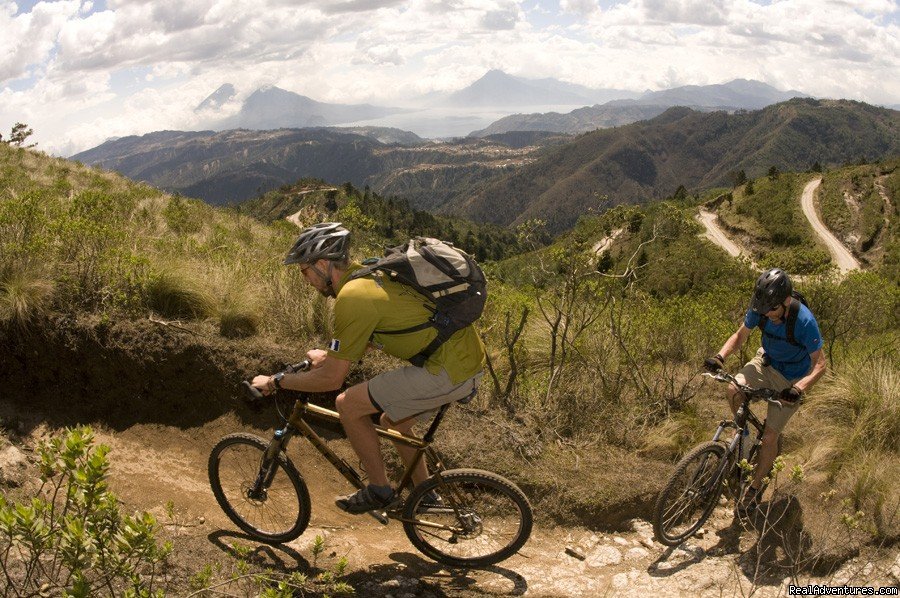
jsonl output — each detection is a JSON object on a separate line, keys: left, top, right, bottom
{"left": 326, "top": 263, "right": 485, "bottom": 384}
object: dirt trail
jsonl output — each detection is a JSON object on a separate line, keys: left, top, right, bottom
{"left": 592, "top": 228, "right": 623, "bottom": 254}
{"left": 697, "top": 209, "right": 745, "bottom": 259}
{"left": 800, "top": 178, "right": 860, "bottom": 274}
{"left": 286, "top": 187, "right": 339, "bottom": 227}
{"left": 72, "top": 420, "right": 893, "bottom": 597}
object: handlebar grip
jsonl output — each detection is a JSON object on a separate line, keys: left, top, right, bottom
{"left": 287, "top": 360, "right": 312, "bottom": 373}
{"left": 242, "top": 380, "right": 264, "bottom": 401}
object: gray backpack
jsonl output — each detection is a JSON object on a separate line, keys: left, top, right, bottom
{"left": 350, "top": 237, "right": 487, "bottom": 367}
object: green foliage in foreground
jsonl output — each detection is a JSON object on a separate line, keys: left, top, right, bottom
{"left": 0, "top": 427, "right": 170, "bottom": 597}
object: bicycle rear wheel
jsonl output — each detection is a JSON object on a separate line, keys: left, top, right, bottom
{"left": 653, "top": 441, "right": 728, "bottom": 546}
{"left": 402, "top": 469, "right": 533, "bottom": 568}
{"left": 208, "top": 433, "right": 311, "bottom": 543}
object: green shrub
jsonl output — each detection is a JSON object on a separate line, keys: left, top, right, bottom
{"left": 163, "top": 194, "right": 204, "bottom": 234}
{"left": 0, "top": 427, "right": 171, "bottom": 596}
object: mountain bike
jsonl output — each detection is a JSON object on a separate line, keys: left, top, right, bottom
{"left": 652, "top": 370, "right": 792, "bottom": 546}
{"left": 208, "top": 360, "right": 533, "bottom": 568}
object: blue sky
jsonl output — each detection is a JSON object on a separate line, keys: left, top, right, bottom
{"left": 1, "top": 0, "right": 898, "bottom": 155}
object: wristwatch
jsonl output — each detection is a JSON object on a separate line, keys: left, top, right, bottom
{"left": 272, "top": 372, "right": 285, "bottom": 390}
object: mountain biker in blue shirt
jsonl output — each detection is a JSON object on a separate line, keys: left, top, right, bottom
{"left": 704, "top": 269, "right": 826, "bottom": 515}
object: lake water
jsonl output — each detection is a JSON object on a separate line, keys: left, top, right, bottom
{"left": 341, "top": 104, "right": 588, "bottom": 139}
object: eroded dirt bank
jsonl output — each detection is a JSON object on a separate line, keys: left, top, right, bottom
{"left": 1, "top": 316, "right": 897, "bottom": 596}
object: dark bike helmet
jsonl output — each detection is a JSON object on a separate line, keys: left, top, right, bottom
{"left": 284, "top": 222, "right": 350, "bottom": 265}
{"left": 750, "top": 268, "right": 792, "bottom": 314}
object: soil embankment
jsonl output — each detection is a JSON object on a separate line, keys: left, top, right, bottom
{"left": 2, "top": 317, "right": 895, "bottom": 595}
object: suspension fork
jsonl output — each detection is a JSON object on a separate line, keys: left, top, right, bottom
{"left": 251, "top": 425, "right": 296, "bottom": 495}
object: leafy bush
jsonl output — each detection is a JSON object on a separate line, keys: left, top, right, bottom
{"left": 0, "top": 427, "right": 171, "bottom": 596}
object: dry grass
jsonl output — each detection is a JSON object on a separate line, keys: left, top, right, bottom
{"left": 800, "top": 357, "right": 900, "bottom": 536}
{"left": 0, "top": 262, "right": 54, "bottom": 329}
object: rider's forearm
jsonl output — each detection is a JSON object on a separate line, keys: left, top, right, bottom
{"left": 277, "top": 369, "right": 344, "bottom": 393}
{"left": 794, "top": 350, "right": 827, "bottom": 394}
{"left": 717, "top": 328, "right": 747, "bottom": 360}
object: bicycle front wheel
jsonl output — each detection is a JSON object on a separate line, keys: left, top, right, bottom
{"left": 653, "top": 441, "right": 728, "bottom": 546}
{"left": 208, "top": 433, "right": 311, "bottom": 543}
{"left": 401, "top": 469, "right": 533, "bottom": 568}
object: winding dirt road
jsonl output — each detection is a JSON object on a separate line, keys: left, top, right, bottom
{"left": 286, "top": 187, "right": 339, "bottom": 227}
{"left": 799, "top": 178, "right": 860, "bottom": 274}
{"left": 698, "top": 179, "right": 861, "bottom": 276}
{"left": 697, "top": 210, "right": 744, "bottom": 259}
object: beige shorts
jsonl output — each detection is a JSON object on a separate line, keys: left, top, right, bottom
{"left": 368, "top": 366, "right": 482, "bottom": 423}
{"left": 734, "top": 348, "right": 800, "bottom": 433}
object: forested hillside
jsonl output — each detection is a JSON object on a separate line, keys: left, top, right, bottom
{"left": 450, "top": 99, "right": 900, "bottom": 232}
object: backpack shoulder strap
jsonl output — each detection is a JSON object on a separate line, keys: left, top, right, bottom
{"left": 758, "top": 300, "right": 803, "bottom": 347}
{"left": 785, "top": 297, "right": 802, "bottom": 346}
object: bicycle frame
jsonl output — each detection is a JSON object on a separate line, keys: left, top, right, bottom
{"left": 256, "top": 394, "right": 459, "bottom": 527}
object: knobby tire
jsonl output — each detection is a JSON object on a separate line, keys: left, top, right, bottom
{"left": 208, "top": 433, "right": 311, "bottom": 543}
{"left": 653, "top": 441, "right": 728, "bottom": 546}
{"left": 401, "top": 469, "right": 533, "bottom": 567}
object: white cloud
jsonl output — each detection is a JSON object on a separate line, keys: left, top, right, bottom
{"left": 0, "top": 0, "right": 897, "bottom": 155}
{"left": 560, "top": 0, "right": 600, "bottom": 17}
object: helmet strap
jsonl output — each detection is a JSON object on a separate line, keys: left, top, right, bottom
{"left": 324, "top": 262, "right": 336, "bottom": 298}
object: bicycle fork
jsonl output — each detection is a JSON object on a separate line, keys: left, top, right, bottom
{"left": 248, "top": 426, "right": 295, "bottom": 500}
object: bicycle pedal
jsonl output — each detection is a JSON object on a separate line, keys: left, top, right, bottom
{"left": 368, "top": 509, "right": 389, "bottom": 525}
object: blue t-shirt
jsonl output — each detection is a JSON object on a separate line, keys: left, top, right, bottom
{"left": 744, "top": 302, "right": 823, "bottom": 380}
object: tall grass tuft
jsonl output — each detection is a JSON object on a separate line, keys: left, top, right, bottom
{"left": 208, "top": 267, "right": 262, "bottom": 339}
{"left": 146, "top": 268, "right": 214, "bottom": 321}
{"left": 0, "top": 262, "right": 54, "bottom": 329}
{"left": 805, "top": 358, "right": 900, "bottom": 535}
{"left": 809, "top": 358, "right": 899, "bottom": 465}
{"left": 640, "top": 406, "right": 707, "bottom": 461}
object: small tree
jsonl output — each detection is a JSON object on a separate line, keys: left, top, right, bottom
{"left": 731, "top": 170, "right": 748, "bottom": 187}
{"left": 767, "top": 165, "right": 780, "bottom": 180}
{"left": 745, "top": 179, "right": 755, "bottom": 195}
{"left": 0, "top": 122, "right": 35, "bottom": 147}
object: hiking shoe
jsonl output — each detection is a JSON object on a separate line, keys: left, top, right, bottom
{"left": 336, "top": 486, "right": 395, "bottom": 514}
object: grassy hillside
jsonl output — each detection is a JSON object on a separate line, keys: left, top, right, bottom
{"left": 2, "top": 143, "right": 899, "bottom": 581}
{"left": 817, "top": 160, "right": 899, "bottom": 274}
{"left": 713, "top": 161, "right": 899, "bottom": 276}
{"left": 450, "top": 99, "right": 900, "bottom": 232}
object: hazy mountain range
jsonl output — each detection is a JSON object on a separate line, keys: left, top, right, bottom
{"left": 471, "top": 78, "right": 809, "bottom": 136}
{"left": 73, "top": 99, "right": 899, "bottom": 233}
{"left": 190, "top": 71, "right": 805, "bottom": 136}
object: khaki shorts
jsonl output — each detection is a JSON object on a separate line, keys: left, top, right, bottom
{"left": 734, "top": 348, "right": 800, "bottom": 434}
{"left": 368, "top": 366, "right": 482, "bottom": 423}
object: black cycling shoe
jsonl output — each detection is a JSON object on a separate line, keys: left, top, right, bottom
{"left": 336, "top": 486, "right": 395, "bottom": 514}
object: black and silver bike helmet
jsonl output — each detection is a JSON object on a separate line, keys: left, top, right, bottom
{"left": 750, "top": 268, "right": 792, "bottom": 314}
{"left": 284, "top": 222, "right": 350, "bottom": 265}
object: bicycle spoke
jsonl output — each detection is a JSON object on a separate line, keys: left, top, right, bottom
{"left": 402, "top": 470, "right": 532, "bottom": 567}
{"left": 209, "top": 434, "right": 310, "bottom": 543}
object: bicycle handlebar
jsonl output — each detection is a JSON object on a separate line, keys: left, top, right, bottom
{"left": 241, "top": 359, "right": 312, "bottom": 402}
{"left": 703, "top": 370, "right": 799, "bottom": 409}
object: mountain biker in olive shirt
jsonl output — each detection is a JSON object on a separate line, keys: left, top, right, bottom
{"left": 705, "top": 268, "right": 826, "bottom": 515}
{"left": 251, "top": 223, "right": 485, "bottom": 514}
